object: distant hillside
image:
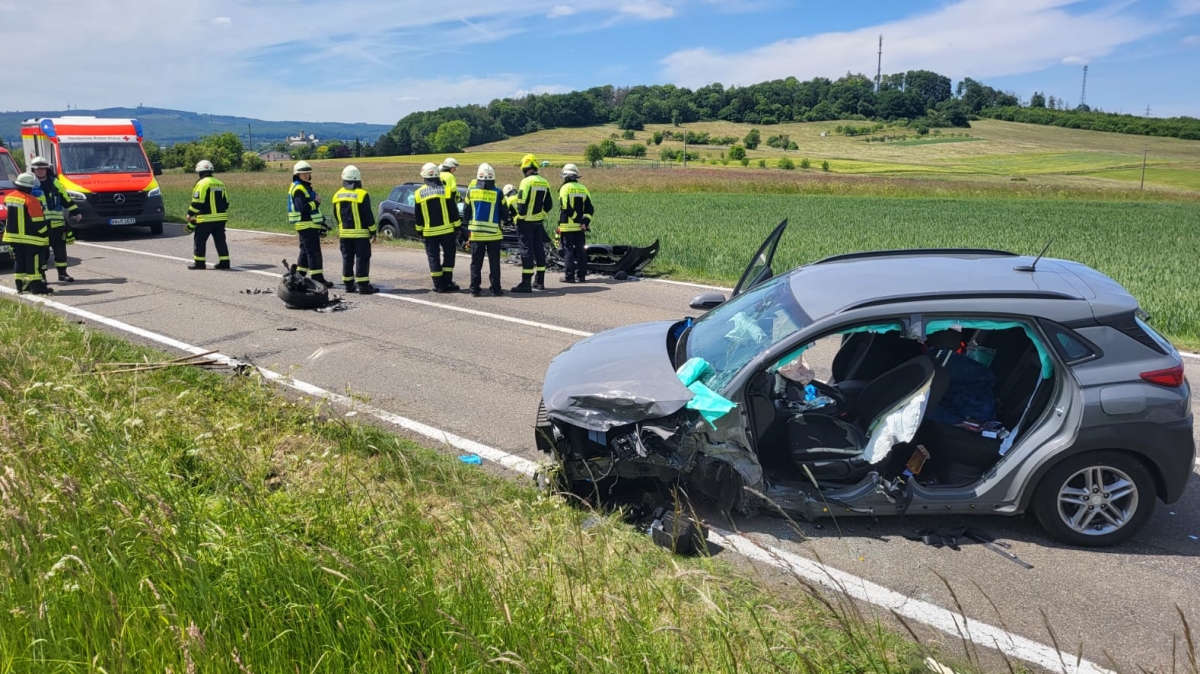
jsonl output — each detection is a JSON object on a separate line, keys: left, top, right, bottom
{"left": 0, "top": 107, "right": 392, "bottom": 147}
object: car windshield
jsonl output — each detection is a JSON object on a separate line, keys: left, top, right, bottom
{"left": 59, "top": 142, "right": 149, "bottom": 174}
{"left": 686, "top": 274, "right": 810, "bottom": 392}
{"left": 0, "top": 152, "right": 18, "bottom": 182}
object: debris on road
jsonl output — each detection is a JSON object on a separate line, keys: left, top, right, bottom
{"left": 241, "top": 288, "right": 275, "bottom": 295}
{"left": 277, "top": 259, "right": 332, "bottom": 310}
{"left": 906, "top": 528, "right": 1033, "bottom": 569}
{"left": 315, "top": 299, "right": 357, "bottom": 313}
{"left": 648, "top": 508, "right": 708, "bottom": 556}
{"left": 276, "top": 327, "right": 297, "bottom": 332}
{"left": 459, "top": 454, "right": 483, "bottom": 465}
{"left": 87, "top": 349, "right": 226, "bottom": 375}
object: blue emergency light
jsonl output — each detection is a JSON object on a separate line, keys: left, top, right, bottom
{"left": 40, "top": 119, "right": 56, "bottom": 138}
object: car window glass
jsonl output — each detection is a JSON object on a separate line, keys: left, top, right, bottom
{"left": 388, "top": 187, "right": 404, "bottom": 202}
{"left": 1055, "top": 332, "right": 1092, "bottom": 361}
{"left": 404, "top": 191, "right": 416, "bottom": 207}
{"left": 1135, "top": 317, "right": 1175, "bottom": 354}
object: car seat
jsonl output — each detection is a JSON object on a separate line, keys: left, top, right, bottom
{"left": 830, "top": 332, "right": 923, "bottom": 418}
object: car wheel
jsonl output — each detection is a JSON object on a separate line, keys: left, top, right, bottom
{"left": 148, "top": 221, "right": 164, "bottom": 235}
{"left": 379, "top": 221, "right": 399, "bottom": 240}
{"left": 1032, "top": 450, "right": 1155, "bottom": 547}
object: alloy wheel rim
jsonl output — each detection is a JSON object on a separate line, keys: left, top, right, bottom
{"left": 1056, "top": 465, "right": 1139, "bottom": 536}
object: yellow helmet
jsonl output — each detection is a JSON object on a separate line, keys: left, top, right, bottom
{"left": 520, "top": 154, "right": 539, "bottom": 170}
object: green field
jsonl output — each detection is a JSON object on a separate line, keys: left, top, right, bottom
{"left": 156, "top": 169, "right": 1200, "bottom": 349}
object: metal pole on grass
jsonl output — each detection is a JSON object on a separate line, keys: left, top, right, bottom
{"left": 1140, "top": 143, "right": 1147, "bottom": 190}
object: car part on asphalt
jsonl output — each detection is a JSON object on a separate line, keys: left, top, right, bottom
{"left": 649, "top": 509, "right": 708, "bottom": 556}
{"left": 905, "top": 527, "right": 1034, "bottom": 569}
{"left": 537, "top": 220, "right": 1194, "bottom": 547}
{"left": 277, "top": 259, "right": 331, "bottom": 310}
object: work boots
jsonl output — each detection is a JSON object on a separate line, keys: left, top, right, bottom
{"left": 57, "top": 269, "right": 75, "bottom": 283}
{"left": 444, "top": 271, "right": 460, "bottom": 291}
{"left": 357, "top": 282, "right": 379, "bottom": 295}
{"left": 188, "top": 261, "right": 206, "bottom": 270}
{"left": 533, "top": 271, "right": 545, "bottom": 290}
{"left": 14, "top": 279, "right": 25, "bottom": 293}
{"left": 344, "top": 281, "right": 358, "bottom": 293}
{"left": 214, "top": 260, "right": 231, "bottom": 270}
{"left": 510, "top": 276, "right": 533, "bottom": 294}
{"left": 312, "top": 274, "right": 334, "bottom": 288}
{"left": 26, "top": 280, "right": 53, "bottom": 295}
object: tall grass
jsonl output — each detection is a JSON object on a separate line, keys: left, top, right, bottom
{"left": 0, "top": 298, "right": 927, "bottom": 673}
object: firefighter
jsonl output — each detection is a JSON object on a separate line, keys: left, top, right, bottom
{"left": 439, "top": 157, "right": 460, "bottom": 201}
{"left": 185, "top": 160, "right": 231, "bottom": 270}
{"left": 288, "top": 161, "right": 332, "bottom": 287}
{"left": 557, "top": 163, "right": 594, "bottom": 284}
{"left": 3, "top": 173, "right": 52, "bottom": 294}
{"left": 332, "top": 165, "right": 378, "bottom": 294}
{"left": 503, "top": 184, "right": 518, "bottom": 213}
{"left": 465, "top": 163, "right": 506, "bottom": 297}
{"left": 28, "top": 156, "right": 81, "bottom": 283}
{"left": 414, "top": 162, "right": 462, "bottom": 292}
{"left": 511, "top": 154, "right": 553, "bottom": 293}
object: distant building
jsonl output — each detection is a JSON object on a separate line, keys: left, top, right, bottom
{"left": 259, "top": 150, "right": 290, "bottom": 162}
{"left": 286, "top": 130, "right": 319, "bottom": 148}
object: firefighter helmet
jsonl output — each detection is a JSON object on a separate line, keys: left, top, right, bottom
{"left": 520, "top": 154, "right": 539, "bottom": 170}
{"left": 503, "top": 183, "right": 516, "bottom": 196}
{"left": 442, "top": 157, "right": 459, "bottom": 170}
{"left": 195, "top": 160, "right": 215, "bottom": 173}
{"left": 14, "top": 172, "right": 38, "bottom": 189}
{"left": 561, "top": 163, "right": 580, "bottom": 179}
{"left": 476, "top": 163, "right": 495, "bottom": 181}
{"left": 341, "top": 165, "right": 362, "bottom": 182}
{"left": 420, "top": 162, "right": 440, "bottom": 179}
{"left": 293, "top": 161, "right": 314, "bottom": 175}
{"left": 29, "top": 156, "right": 51, "bottom": 170}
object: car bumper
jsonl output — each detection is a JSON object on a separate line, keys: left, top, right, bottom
{"left": 1147, "top": 417, "right": 1196, "bottom": 503}
{"left": 71, "top": 193, "right": 165, "bottom": 229}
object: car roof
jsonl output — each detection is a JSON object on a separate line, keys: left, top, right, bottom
{"left": 787, "top": 250, "right": 1138, "bottom": 322}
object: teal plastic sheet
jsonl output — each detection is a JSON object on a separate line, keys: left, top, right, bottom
{"left": 926, "top": 319, "right": 1054, "bottom": 379}
{"left": 676, "top": 357, "right": 738, "bottom": 428}
{"left": 768, "top": 322, "right": 902, "bottom": 374}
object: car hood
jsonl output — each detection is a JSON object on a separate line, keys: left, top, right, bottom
{"left": 543, "top": 321, "right": 695, "bottom": 432}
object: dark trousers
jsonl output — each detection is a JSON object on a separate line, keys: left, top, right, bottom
{"left": 561, "top": 230, "right": 587, "bottom": 281}
{"left": 13, "top": 243, "right": 40, "bottom": 289}
{"left": 516, "top": 221, "right": 547, "bottom": 276}
{"left": 340, "top": 237, "right": 372, "bottom": 283}
{"left": 423, "top": 233, "right": 457, "bottom": 285}
{"left": 297, "top": 228, "right": 324, "bottom": 275}
{"left": 470, "top": 240, "right": 502, "bottom": 293}
{"left": 194, "top": 222, "right": 230, "bottom": 263}
{"left": 43, "top": 226, "right": 68, "bottom": 272}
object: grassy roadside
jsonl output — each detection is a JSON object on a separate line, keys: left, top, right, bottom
{"left": 0, "top": 297, "right": 929, "bottom": 673}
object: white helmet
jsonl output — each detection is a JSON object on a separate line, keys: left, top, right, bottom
{"left": 29, "top": 156, "right": 51, "bottom": 169}
{"left": 14, "top": 172, "right": 38, "bottom": 189}
{"left": 476, "top": 163, "right": 495, "bottom": 181}
{"left": 341, "top": 165, "right": 361, "bottom": 182}
{"left": 293, "top": 161, "right": 313, "bottom": 174}
{"left": 195, "top": 160, "right": 215, "bottom": 173}
{"left": 502, "top": 183, "right": 516, "bottom": 196}
{"left": 561, "top": 163, "right": 580, "bottom": 179}
{"left": 420, "top": 162, "right": 440, "bottom": 179}
{"left": 442, "top": 157, "right": 459, "bottom": 170}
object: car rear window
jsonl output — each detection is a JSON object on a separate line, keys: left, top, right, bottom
{"left": 1039, "top": 320, "right": 1099, "bottom": 364}
{"left": 1136, "top": 317, "right": 1175, "bottom": 354}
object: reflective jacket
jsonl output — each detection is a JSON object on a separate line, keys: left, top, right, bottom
{"left": 35, "top": 173, "right": 80, "bottom": 227}
{"left": 288, "top": 180, "right": 325, "bottom": 230}
{"left": 440, "top": 171, "right": 459, "bottom": 204}
{"left": 188, "top": 176, "right": 230, "bottom": 224}
{"left": 414, "top": 180, "right": 461, "bottom": 237}
{"left": 4, "top": 191, "right": 49, "bottom": 246}
{"left": 466, "top": 181, "right": 506, "bottom": 242}
{"left": 557, "top": 179, "right": 594, "bottom": 232}
{"left": 515, "top": 172, "right": 553, "bottom": 223}
{"left": 333, "top": 186, "right": 376, "bottom": 239}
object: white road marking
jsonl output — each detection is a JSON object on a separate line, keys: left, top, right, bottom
{"left": 647, "top": 277, "right": 733, "bottom": 292}
{"left": 75, "top": 241, "right": 593, "bottom": 338}
{"left": 0, "top": 285, "right": 1114, "bottom": 674}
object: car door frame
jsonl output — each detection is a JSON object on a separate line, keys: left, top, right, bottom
{"left": 690, "top": 219, "right": 788, "bottom": 311}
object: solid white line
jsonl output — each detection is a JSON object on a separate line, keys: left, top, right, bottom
{"left": 225, "top": 226, "right": 294, "bottom": 237}
{"left": 0, "top": 286, "right": 1112, "bottom": 674}
{"left": 648, "top": 277, "right": 733, "bottom": 292}
{"left": 1181, "top": 351, "right": 1200, "bottom": 361}
{"left": 75, "top": 241, "right": 593, "bottom": 338}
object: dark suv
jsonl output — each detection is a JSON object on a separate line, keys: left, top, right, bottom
{"left": 376, "top": 183, "right": 469, "bottom": 247}
{"left": 538, "top": 221, "right": 1194, "bottom": 547}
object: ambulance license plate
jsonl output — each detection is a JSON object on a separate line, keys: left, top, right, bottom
{"left": 109, "top": 218, "right": 136, "bottom": 225}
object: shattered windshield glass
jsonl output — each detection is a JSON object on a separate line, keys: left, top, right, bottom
{"left": 686, "top": 274, "right": 810, "bottom": 392}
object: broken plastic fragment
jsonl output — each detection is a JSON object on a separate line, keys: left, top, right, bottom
{"left": 676, "top": 357, "right": 737, "bottom": 428}
{"left": 459, "top": 454, "right": 483, "bottom": 465}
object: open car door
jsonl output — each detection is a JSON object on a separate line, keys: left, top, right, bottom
{"left": 732, "top": 219, "right": 788, "bottom": 298}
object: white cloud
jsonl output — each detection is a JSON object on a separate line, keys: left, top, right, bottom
{"left": 548, "top": 5, "right": 575, "bottom": 17}
{"left": 619, "top": 1, "right": 675, "bottom": 20}
{"left": 212, "top": 16, "right": 232, "bottom": 25}
{"left": 1172, "top": 0, "right": 1200, "bottom": 16}
{"left": 661, "top": 0, "right": 1161, "bottom": 88}
{"left": 1184, "top": 34, "right": 1200, "bottom": 47}
{"left": 1061, "top": 55, "right": 1088, "bottom": 65}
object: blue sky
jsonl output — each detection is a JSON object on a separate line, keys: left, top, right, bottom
{"left": 6, "top": 0, "right": 1199, "bottom": 123}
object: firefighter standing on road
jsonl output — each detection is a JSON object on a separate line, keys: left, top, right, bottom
{"left": 332, "top": 165, "right": 378, "bottom": 295}
{"left": 4, "top": 173, "right": 52, "bottom": 295}
{"left": 511, "top": 154, "right": 553, "bottom": 293}
{"left": 185, "top": 160, "right": 231, "bottom": 270}
{"left": 288, "top": 161, "right": 332, "bottom": 287}
{"left": 556, "top": 163, "right": 594, "bottom": 284}
{"left": 439, "top": 157, "right": 460, "bottom": 202}
{"left": 29, "top": 157, "right": 81, "bottom": 283}
{"left": 465, "top": 163, "right": 506, "bottom": 297}
{"left": 414, "top": 162, "right": 462, "bottom": 292}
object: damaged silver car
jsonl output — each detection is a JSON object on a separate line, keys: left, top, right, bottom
{"left": 537, "top": 221, "right": 1195, "bottom": 547}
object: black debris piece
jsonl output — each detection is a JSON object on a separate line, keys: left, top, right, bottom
{"left": 906, "top": 527, "right": 1033, "bottom": 569}
{"left": 649, "top": 509, "right": 709, "bottom": 556}
{"left": 241, "top": 288, "right": 276, "bottom": 295}
{"left": 277, "top": 259, "right": 331, "bottom": 310}
{"left": 276, "top": 327, "right": 297, "bottom": 332}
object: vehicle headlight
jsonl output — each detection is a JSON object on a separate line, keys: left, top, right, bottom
{"left": 147, "top": 187, "right": 162, "bottom": 198}
{"left": 66, "top": 190, "right": 87, "bottom": 202}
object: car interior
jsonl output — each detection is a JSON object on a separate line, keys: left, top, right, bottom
{"left": 745, "top": 322, "right": 1057, "bottom": 489}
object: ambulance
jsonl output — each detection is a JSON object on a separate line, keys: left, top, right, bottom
{"left": 0, "top": 145, "right": 19, "bottom": 263}
{"left": 21, "top": 117, "right": 165, "bottom": 234}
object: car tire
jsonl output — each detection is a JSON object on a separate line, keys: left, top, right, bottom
{"left": 276, "top": 276, "right": 329, "bottom": 310}
{"left": 148, "top": 221, "right": 164, "bottom": 235}
{"left": 379, "top": 220, "right": 399, "bottom": 240}
{"left": 1032, "top": 450, "right": 1155, "bottom": 547}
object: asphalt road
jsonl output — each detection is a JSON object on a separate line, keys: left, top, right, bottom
{"left": 8, "top": 224, "right": 1199, "bottom": 672}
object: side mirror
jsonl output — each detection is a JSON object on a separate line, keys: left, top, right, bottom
{"left": 152, "top": 161, "right": 163, "bottom": 176}
{"left": 689, "top": 292, "right": 726, "bottom": 311}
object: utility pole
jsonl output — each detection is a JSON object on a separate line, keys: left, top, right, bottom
{"left": 1140, "top": 143, "right": 1148, "bottom": 190}
{"left": 247, "top": 124, "right": 253, "bottom": 152}
{"left": 875, "top": 35, "right": 883, "bottom": 91}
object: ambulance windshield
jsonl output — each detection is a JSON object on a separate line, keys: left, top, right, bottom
{"left": 59, "top": 142, "right": 149, "bottom": 174}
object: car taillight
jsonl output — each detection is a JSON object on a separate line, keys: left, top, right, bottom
{"left": 1140, "top": 364, "right": 1185, "bottom": 388}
